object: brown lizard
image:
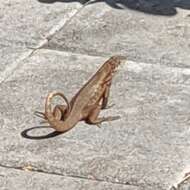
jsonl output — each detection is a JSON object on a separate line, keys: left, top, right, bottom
{"left": 36, "top": 56, "right": 124, "bottom": 132}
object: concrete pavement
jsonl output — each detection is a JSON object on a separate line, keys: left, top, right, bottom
{"left": 0, "top": 1, "right": 190, "bottom": 190}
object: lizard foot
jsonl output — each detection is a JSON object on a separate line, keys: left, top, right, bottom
{"left": 102, "top": 115, "right": 121, "bottom": 122}
{"left": 96, "top": 124, "right": 102, "bottom": 128}
{"left": 87, "top": 115, "right": 121, "bottom": 125}
{"left": 103, "top": 103, "right": 115, "bottom": 110}
{"left": 34, "top": 111, "right": 46, "bottom": 119}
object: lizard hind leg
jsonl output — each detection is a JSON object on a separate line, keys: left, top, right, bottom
{"left": 85, "top": 104, "right": 120, "bottom": 128}
{"left": 34, "top": 111, "right": 46, "bottom": 119}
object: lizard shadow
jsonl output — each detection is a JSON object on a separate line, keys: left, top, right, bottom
{"left": 89, "top": 0, "right": 190, "bottom": 15}
{"left": 37, "top": 0, "right": 190, "bottom": 16}
{"left": 38, "top": 0, "right": 88, "bottom": 3}
{"left": 21, "top": 126, "right": 63, "bottom": 140}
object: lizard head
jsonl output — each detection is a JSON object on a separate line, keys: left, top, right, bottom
{"left": 100, "top": 55, "right": 125, "bottom": 76}
{"left": 109, "top": 55, "right": 126, "bottom": 66}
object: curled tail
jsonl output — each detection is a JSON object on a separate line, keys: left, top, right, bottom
{"left": 45, "top": 91, "right": 71, "bottom": 132}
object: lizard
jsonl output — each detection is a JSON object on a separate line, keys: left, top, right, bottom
{"left": 35, "top": 100, "right": 69, "bottom": 122}
{"left": 35, "top": 56, "right": 125, "bottom": 132}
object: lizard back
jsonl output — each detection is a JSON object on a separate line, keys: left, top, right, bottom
{"left": 69, "top": 56, "right": 123, "bottom": 114}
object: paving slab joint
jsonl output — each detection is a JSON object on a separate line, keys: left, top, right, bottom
{"left": 38, "top": 0, "right": 94, "bottom": 48}
{"left": 0, "top": 163, "right": 144, "bottom": 188}
{"left": 0, "top": 49, "right": 35, "bottom": 84}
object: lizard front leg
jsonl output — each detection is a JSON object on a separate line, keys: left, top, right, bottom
{"left": 101, "top": 75, "right": 115, "bottom": 109}
{"left": 101, "top": 84, "right": 110, "bottom": 109}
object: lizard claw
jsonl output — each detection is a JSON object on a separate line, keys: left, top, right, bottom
{"left": 34, "top": 111, "right": 46, "bottom": 119}
{"left": 39, "top": 120, "right": 48, "bottom": 124}
{"left": 96, "top": 124, "right": 102, "bottom": 128}
{"left": 105, "top": 115, "right": 121, "bottom": 121}
{"left": 103, "top": 103, "right": 115, "bottom": 110}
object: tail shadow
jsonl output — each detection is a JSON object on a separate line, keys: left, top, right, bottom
{"left": 21, "top": 126, "right": 63, "bottom": 140}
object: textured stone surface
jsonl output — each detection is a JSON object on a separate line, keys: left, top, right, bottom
{"left": 0, "top": 50, "right": 190, "bottom": 189}
{"left": 0, "top": 0, "right": 82, "bottom": 47}
{"left": 0, "top": 0, "right": 82, "bottom": 81}
{"left": 0, "top": 166, "right": 136, "bottom": 190}
{"left": 46, "top": 0, "right": 190, "bottom": 68}
{"left": 0, "top": 45, "right": 32, "bottom": 82}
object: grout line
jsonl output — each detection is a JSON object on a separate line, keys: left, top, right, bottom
{"left": 25, "top": 47, "right": 190, "bottom": 75}
{"left": 38, "top": 46, "right": 190, "bottom": 71}
{"left": 45, "top": 0, "right": 93, "bottom": 41}
{"left": 0, "top": 49, "right": 34, "bottom": 84}
{"left": 0, "top": 163, "right": 140, "bottom": 187}
{"left": 31, "top": 0, "right": 94, "bottom": 50}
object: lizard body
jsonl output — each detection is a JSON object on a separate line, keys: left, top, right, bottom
{"left": 37, "top": 56, "right": 124, "bottom": 132}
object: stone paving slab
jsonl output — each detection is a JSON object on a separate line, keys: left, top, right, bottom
{"left": 0, "top": 166, "right": 136, "bottom": 190}
{"left": 0, "top": 0, "right": 82, "bottom": 47}
{"left": 0, "top": 0, "right": 83, "bottom": 82}
{"left": 46, "top": 0, "right": 190, "bottom": 68}
{"left": 0, "top": 50, "right": 190, "bottom": 190}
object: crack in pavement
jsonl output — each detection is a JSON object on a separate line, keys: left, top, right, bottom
{"left": 0, "top": 163, "right": 141, "bottom": 188}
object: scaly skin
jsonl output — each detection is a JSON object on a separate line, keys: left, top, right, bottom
{"left": 41, "top": 56, "right": 124, "bottom": 132}
{"left": 34, "top": 92, "right": 70, "bottom": 121}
